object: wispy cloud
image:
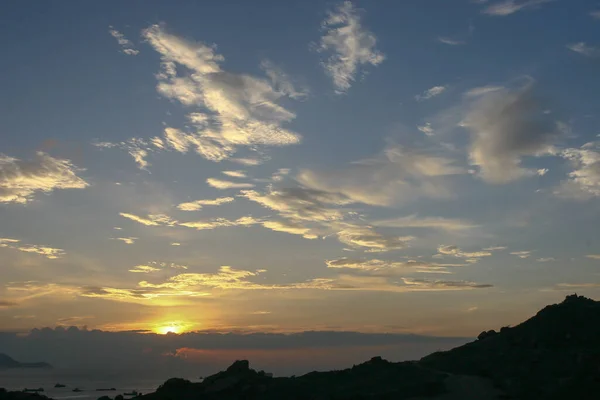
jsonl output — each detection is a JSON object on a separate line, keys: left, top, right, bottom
{"left": 141, "top": 24, "right": 302, "bottom": 161}
{"left": 417, "top": 123, "right": 435, "bottom": 136}
{"left": 335, "top": 225, "right": 414, "bottom": 253}
{"left": 206, "top": 178, "right": 255, "bottom": 190}
{"left": 558, "top": 142, "right": 600, "bottom": 198}
{"left": 482, "top": 0, "right": 554, "bottom": 16}
{"left": 129, "top": 265, "right": 161, "bottom": 273}
{"left": 113, "top": 237, "right": 138, "bottom": 245}
{"left": 415, "top": 86, "right": 447, "bottom": 101}
{"left": 261, "top": 220, "right": 319, "bottom": 239}
{"left": 567, "top": 42, "right": 600, "bottom": 58}
{"left": 119, "top": 213, "right": 176, "bottom": 227}
{"left": 179, "top": 216, "right": 262, "bottom": 231}
{"left": 402, "top": 278, "right": 493, "bottom": 290}
{"left": 463, "top": 85, "right": 504, "bottom": 97}
{"left": 318, "top": 1, "right": 385, "bottom": 93}
{"left": 536, "top": 257, "right": 555, "bottom": 262}
{"left": 176, "top": 197, "right": 234, "bottom": 211}
{"left": 591, "top": 11, "right": 600, "bottom": 19}
{"left": 297, "top": 145, "right": 465, "bottom": 207}
{"left": 437, "top": 37, "right": 465, "bottom": 46}
{"left": 221, "top": 170, "right": 247, "bottom": 179}
{"left": 374, "top": 215, "right": 478, "bottom": 233}
{"left": 93, "top": 139, "right": 153, "bottom": 170}
{"left": 0, "top": 238, "right": 65, "bottom": 259}
{"left": 436, "top": 245, "right": 492, "bottom": 262}
{"left": 461, "top": 82, "right": 561, "bottom": 183}
{"left": 510, "top": 250, "right": 533, "bottom": 258}
{"left": 326, "top": 258, "right": 456, "bottom": 274}
{"left": 260, "top": 60, "right": 309, "bottom": 100}
{"left": 230, "top": 157, "right": 264, "bottom": 166}
{"left": 587, "top": 255, "right": 600, "bottom": 260}
{"left": 108, "top": 26, "right": 139, "bottom": 55}
{"left": 0, "top": 152, "right": 88, "bottom": 204}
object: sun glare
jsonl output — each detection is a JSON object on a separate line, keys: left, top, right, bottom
{"left": 154, "top": 322, "right": 190, "bottom": 335}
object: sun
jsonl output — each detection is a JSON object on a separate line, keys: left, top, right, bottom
{"left": 154, "top": 321, "right": 190, "bottom": 335}
{"left": 157, "top": 325, "right": 181, "bottom": 335}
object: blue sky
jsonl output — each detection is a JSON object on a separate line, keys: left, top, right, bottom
{"left": 1, "top": 0, "right": 599, "bottom": 338}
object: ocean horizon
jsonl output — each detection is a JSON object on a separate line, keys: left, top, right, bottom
{"left": 0, "top": 368, "right": 202, "bottom": 399}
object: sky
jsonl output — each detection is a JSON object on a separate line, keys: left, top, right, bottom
{"left": 1, "top": 0, "right": 600, "bottom": 367}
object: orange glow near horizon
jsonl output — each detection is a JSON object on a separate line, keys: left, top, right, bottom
{"left": 154, "top": 321, "right": 192, "bottom": 335}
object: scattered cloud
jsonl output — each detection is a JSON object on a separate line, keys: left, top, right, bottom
{"left": 176, "top": 197, "right": 234, "bottom": 211}
{"left": 483, "top": 246, "right": 507, "bottom": 251}
{"left": 250, "top": 310, "right": 272, "bottom": 315}
{"left": 261, "top": 220, "right": 319, "bottom": 239}
{"left": 179, "top": 216, "right": 262, "bottom": 231}
{"left": 240, "top": 188, "right": 349, "bottom": 223}
{"left": 417, "top": 123, "right": 435, "bottom": 136}
{"left": 461, "top": 82, "right": 561, "bottom": 183}
{"left": 558, "top": 142, "right": 600, "bottom": 198}
{"left": 0, "top": 300, "right": 17, "bottom": 308}
{"left": 171, "top": 242, "right": 181, "bottom": 246}
{"left": 415, "top": 86, "right": 447, "bottom": 101}
{"left": 510, "top": 250, "right": 533, "bottom": 258}
{"left": 297, "top": 145, "right": 465, "bottom": 207}
{"left": 260, "top": 60, "right": 309, "bottom": 100}
{"left": 142, "top": 24, "right": 302, "bottom": 162}
{"left": 402, "top": 278, "right": 493, "bottom": 290}
{"left": 463, "top": 85, "right": 504, "bottom": 97}
{"left": 221, "top": 170, "right": 247, "bottom": 178}
{"left": 482, "top": 0, "right": 554, "bottom": 16}
{"left": 555, "top": 283, "right": 600, "bottom": 289}
{"left": 230, "top": 157, "right": 264, "bottom": 166}
{"left": 0, "top": 238, "right": 65, "bottom": 259}
{"left": 206, "top": 178, "right": 255, "bottom": 189}
{"left": 129, "top": 265, "right": 161, "bottom": 273}
{"left": 591, "top": 11, "right": 600, "bottom": 19}
{"left": 586, "top": 255, "right": 600, "bottom": 260}
{"left": 537, "top": 168, "right": 549, "bottom": 176}
{"left": 108, "top": 26, "right": 139, "bottom": 55}
{"left": 536, "top": 257, "right": 555, "bottom": 262}
{"left": 271, "top": 168, "right": 291, "bottom": 182}
{"left": 113, "top": 237, "right": 138, "bottom": 245}
{"left": 335, "top": 225, "right": 414, "bottom": 252}
{"left": 119, "top": 212, "right": 176, "bottom": 227}
{"left": 326, "top": 258, "right": 456, "bottom": 274}
{"left": 318, "top": 1, "right": 385, "bottom": 93}
{"left": 93, "top": 139, "right": 154, "bottom": 170}
{"left": 374, "top": 215, "right": 478, "bottom": 233}
{"left": 437, "top": 245, "right": 492, "bottom": 261}
{"left": 437, "top": 37, "right": 465, "bottom": 46}
{"left": 0, "top": 152, "right": 88, "bottom": 204}
{"left": 567, "top": 42, "right": 600, "bottom": 57}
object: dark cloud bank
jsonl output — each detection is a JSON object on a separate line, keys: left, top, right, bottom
{"left": 0, "top": 327, "right": 469, "bottom": 376}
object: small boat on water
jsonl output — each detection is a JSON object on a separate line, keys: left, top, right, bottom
{"left": 54, "top": 383, "right": 66, "bottom": 388}
{"left": 123, "top": 390, "right": 139, "bottom": 396}
{"left": 72, "top": 387, "right": 83, "bottom": 392}
{"left": 96, "top": 388, "right": 116, "bottom": 391}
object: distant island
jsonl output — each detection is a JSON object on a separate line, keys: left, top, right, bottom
{"left": 0, "top": 354, "right": 51, "bottom": 370}
{"left": 1, "top": 294, "right": 599, "bottom": 399}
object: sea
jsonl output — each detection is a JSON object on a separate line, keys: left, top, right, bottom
{"left": 0, "top": 369, "right": 201, "bottom": 399}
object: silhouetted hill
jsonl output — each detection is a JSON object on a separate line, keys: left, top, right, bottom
{"left": 0, "top": 354, "right": 51, "bottom": 370}
{"left": 2, "top": 295, "right": 600, "bottom": 399}
{"left": 421, "top": 294, "right": 600, "bottom": 399}
{"left": 0, "top": 388, "right": 50, "bottom": 400}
